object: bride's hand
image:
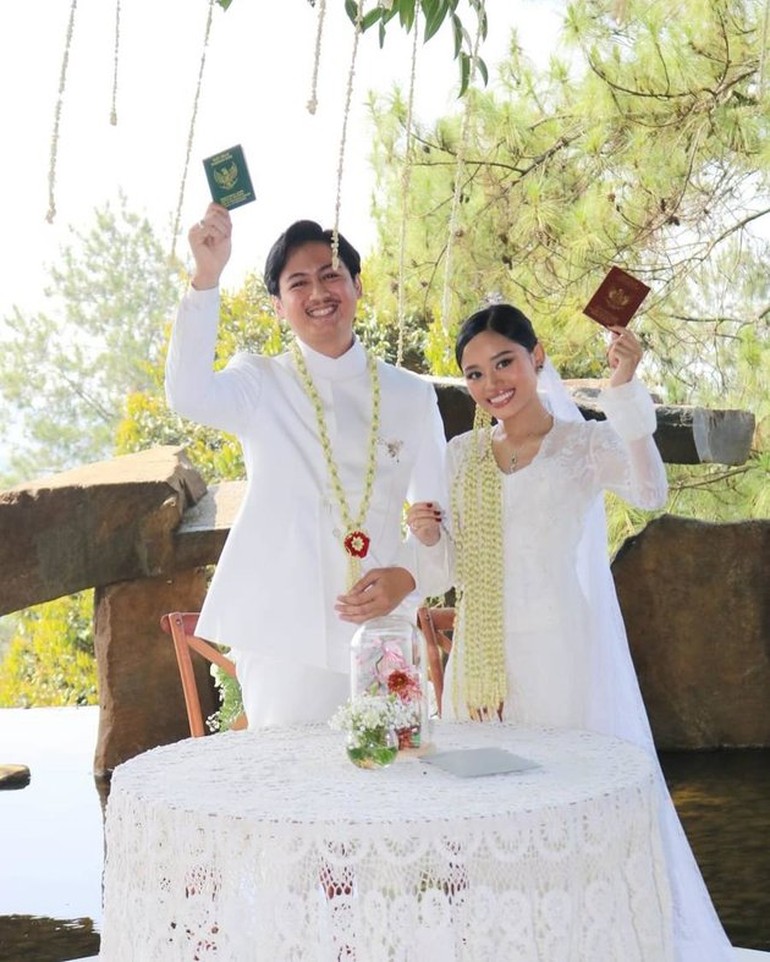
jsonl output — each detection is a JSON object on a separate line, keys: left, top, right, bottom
{"left": 406, "top": 502, "right": 443, "bottom": 547}
{"left": 607, "top": 326, "right": 642, "bottom": 387}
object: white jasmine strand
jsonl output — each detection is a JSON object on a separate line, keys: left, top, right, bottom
{"left": 291, "top": 340, "right": 381, "bottom": 588}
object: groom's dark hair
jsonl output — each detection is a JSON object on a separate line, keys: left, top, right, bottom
{"left": 264, "top": 220, "right": 362, "bottom": 296}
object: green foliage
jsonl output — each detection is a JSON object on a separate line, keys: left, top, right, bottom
{"left": 217, "top": 0, "right": 489, "bottom": 95}
{"left": 366, "top": 0, "right": 770, "bottom": 526}
{"left": 0, "top": 194, "right": 184, "bottom": 485}
{"left": 0, "top": 593, "right": 97, "bottom": 708}
{"left": 206, "top": 665, "right": 244, "bottom": 733}
{"left": 115, "top": 272, "right": 289, "bottom": 484}
{"left": 0, "top": 198, "right": 182, "bottom": 705}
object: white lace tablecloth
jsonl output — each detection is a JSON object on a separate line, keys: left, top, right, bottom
{"left": 99, "top": 723, "right": 674, "bottom": 962}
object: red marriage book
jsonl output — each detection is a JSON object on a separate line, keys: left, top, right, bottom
{"left": 583, "top": 266, "right": 650, "bottom": 328}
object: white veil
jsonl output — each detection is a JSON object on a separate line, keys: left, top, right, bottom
{"left": 538, "top": 358, "right": 655, "bottom": 747}
{"left": 538, "top": 358, "right": 734, "bottom": 961}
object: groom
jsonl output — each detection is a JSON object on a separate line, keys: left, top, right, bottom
{"left": 165, "top": 203, "right": 447, "bottom": 727}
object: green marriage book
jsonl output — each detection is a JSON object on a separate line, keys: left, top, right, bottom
{"left": 202, "top": 144, "right": 256, "bottom": 210}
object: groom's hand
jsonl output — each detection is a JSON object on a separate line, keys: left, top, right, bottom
{"left": 335, "top": 567, "right": 416, "bottom": 624}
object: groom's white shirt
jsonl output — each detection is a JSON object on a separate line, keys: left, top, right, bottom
{"left": 166, "top": 285, "right": 447, "bottom": 677}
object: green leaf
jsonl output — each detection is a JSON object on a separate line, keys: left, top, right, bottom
{"left": 215, "top": 0, "right": 233, "bottom": 9}
{"left": 424, "top": 1, "right": 449, "bottom": 44}
{"left": 398, "top": 0, "right": 417, "bottom": 33}
{"left": 451, "top": 13, "right": 463, "bottom": 58}
{"left": 469, "top": 0, "right": 488, "bottom": 41}
{"left": 361, "top": 8, "right": 384, "bottom": 32}
{"left": 458, "top": 50, "right": 471, "bottom": 97}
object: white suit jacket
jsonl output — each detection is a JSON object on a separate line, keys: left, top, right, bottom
{"left": 165, "top": 286, "right": 447, "bottom": 672}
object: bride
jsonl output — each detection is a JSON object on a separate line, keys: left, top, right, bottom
{"left": 407, "top": 302, "right": 733, "bottom": 961}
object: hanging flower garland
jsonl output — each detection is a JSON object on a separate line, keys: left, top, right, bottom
{"left": 395, "top": 9, "right": 420, "bottom": 367}
{"left": 330, "top": 1, "right": 364, "bottom": 269}
{"left": 306, "top": 0, "right": 328, "bottom": 115}
{"left": 440, "top": 10, "right": 485, "bottom": 331}
{"left": 171, "top": 0, "right": 216, "bottom": 258}
{"left": 450, "top": 408, "right": 507, "bottom": 718}
{"left": 44, "top": 1, "right": 489, "bottom": 242}
{"left": 46, "top": 0, "right": 79, "bottom": 224}
{"left": 759, "top": 0, "right": 770, "bottom": 92}
{"left": 110, "top": 0, "right": 121, "bottom": 126}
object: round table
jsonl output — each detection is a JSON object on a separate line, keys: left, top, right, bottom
{"left": 99, "top": 723, "right": 674, "bottom": 961}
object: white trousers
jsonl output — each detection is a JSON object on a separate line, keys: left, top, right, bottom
{"left": 231, "top": 649, "right": 350, "bottom": 729}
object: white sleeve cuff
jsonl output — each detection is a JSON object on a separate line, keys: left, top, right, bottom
{"left": 183, "top": 283, "right": 220, "bottom": 310}
{"left": 596, "top": 378, "right": 657, "bottom": 442}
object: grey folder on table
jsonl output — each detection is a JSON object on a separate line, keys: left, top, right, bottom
{"left": 422, "top": 747, "right": 541, "bottom": 778}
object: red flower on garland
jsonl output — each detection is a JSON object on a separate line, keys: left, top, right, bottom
{"left": 344, "top": 530, "right": 370, "bottom": 558}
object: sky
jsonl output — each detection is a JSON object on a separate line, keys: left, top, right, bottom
{"left": 0, "top": 0, "right": 563, "bottom": 321}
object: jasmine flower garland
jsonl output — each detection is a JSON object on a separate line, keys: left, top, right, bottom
{"left": 450, "top": 407, "right": 507, "bottom": 718}
{"left": 291, "top": 340, "right": 381, "bottom": 588}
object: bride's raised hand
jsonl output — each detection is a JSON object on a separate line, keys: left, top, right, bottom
{"left": 607, "top": 326, "right": 642, "bottom": 387}
{"left": 406, "top": 502, "right": 443, "bottom": 547}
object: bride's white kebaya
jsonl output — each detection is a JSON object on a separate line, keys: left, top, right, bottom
{"left": 407, "top": 302, "right": 734, "bottom": 961}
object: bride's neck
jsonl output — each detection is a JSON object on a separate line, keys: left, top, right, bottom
{"left": 495, "top": 399, "right": 552, "bottom": 443}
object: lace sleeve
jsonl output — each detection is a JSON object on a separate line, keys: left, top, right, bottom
{"left": 589, "top": 380, "right": 668, "bottom": 510}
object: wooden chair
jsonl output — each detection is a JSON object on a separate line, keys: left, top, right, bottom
{"left": 417, "top": 606, "right": 455, "bottom": 717}
{"left": 160, "top": 611, "right": 247, "bottom": 737}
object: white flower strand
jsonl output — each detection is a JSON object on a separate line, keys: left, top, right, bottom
{"left": 306, "top": 0, "right": 327, "bottom": 115}
{"left": 110, "top": 0, "right": 121, "bottom": 126}
{"left": 46, "top": 0, "right": 79, "bottom": 224}
{"left": 171, "top": 0, "right": 215, "bottom": 259}
{"left": 291, "top": 341, "right": 381, "bottom": 588}
{"left": 331, "top": 1, "right": 363, "bottom": 269}
{"left": 451, "top": 409, "right": 508, "bottom": 716}
{"left": 760, "top": 0, "right": 770, "bottom": 92}
{"left": 396, "top": 8, "right": 420, "bottom": 368}
{"left": 440, "top": 16, "right": 484, "bottom": 330}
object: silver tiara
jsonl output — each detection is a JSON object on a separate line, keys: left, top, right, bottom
{"left": 483, "top": 290, "right": 504, "bottom": 306}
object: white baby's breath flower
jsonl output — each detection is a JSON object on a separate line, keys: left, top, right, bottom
{"left": 329, "top": 691, "right": 414, "bottom": 736}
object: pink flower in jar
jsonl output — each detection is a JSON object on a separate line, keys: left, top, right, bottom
{"left": 375, "top": 645, "right": 408, "bottom": 685}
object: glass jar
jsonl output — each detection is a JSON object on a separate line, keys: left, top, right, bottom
{"left": 350, "top": 615, "right": 430, "bottom": 754}
{"left": 346, "top": 725, "right": 399, "bottom": 770}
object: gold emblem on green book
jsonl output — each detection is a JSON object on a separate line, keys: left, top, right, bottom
{"left": 202, "top": 144, "right": 256, "bottom": 210}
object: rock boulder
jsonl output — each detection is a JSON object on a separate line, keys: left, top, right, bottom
{"left": 612, "top": 515, "right": 770, "bottom": 748}
{"left": 0, "top": 446, "right": 206, "bottom": 616}
{"left": 93, "top": 568, "right": 211, "bottom": 775}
